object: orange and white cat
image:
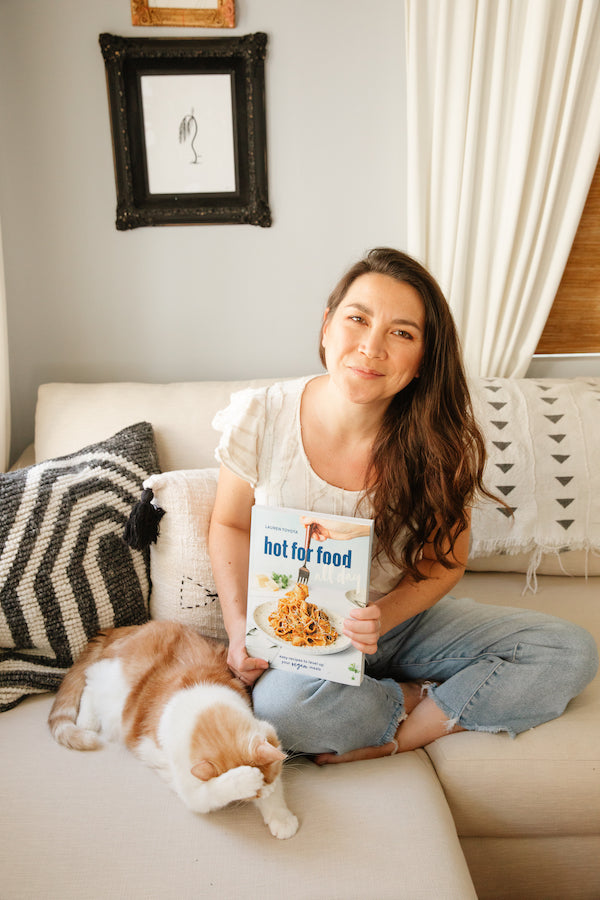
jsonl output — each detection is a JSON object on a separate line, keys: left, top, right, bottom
{"left": 48, "top": 620, "right": 298, "bottom": 839}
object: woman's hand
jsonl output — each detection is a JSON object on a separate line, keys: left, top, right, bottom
{"left": 342, "top": 604, "right": 382, "bottom": 655}
{"left": 299, "top": 516, "right": 370, "bottom": 542}
{"left": 227, "top": 638, "right": 269, "bottom": 687}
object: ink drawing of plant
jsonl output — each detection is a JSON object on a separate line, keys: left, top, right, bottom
{"left": 179, "top": 110, "right": 201, "bottom": 164}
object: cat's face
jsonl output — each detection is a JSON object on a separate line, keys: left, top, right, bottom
{"left": 182, "top": 706, "right": 286, "bottom": 813}
{"left": 190, "top": 736, "right": 285, "bottom": 792}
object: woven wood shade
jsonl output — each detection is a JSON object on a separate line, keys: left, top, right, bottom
{"left": 536, "top": 156, "right": 600, "bottom": 354}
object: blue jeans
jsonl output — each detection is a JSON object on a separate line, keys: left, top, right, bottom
{"left": 252, "top": 595, "right": 599, "bottom": 755}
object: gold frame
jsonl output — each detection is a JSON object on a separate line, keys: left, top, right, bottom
{"left": 131, "top": 1, "right": 235, "bottom": 28}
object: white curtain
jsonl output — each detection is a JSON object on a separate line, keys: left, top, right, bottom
{"left": 405, "top": 0, "right": 600, "bottom": 377}
{"left": 0, "top": 218, "right": 10, "bottom": 472}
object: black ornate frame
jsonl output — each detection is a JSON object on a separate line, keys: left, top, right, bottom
{"left": 99, "top": 33, "right": 270, "bottom": 229}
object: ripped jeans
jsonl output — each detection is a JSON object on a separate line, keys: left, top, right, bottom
{"left": 252, "top": 595, "right": 599, "bottom": 755}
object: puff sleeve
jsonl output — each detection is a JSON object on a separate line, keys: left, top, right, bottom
{"left": 212, "top": 387, "right": 268, "bottom": 488}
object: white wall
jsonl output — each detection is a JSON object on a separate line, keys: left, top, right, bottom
{"left": 0, "top": 0, "right": 407, "bottom": 462}
{"left": 2, "top": 2, "right": 597, "bottom": 465}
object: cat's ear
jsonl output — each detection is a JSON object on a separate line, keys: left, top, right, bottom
{"left": 254, "top": 740, "right": 286, "bottom": 765}
{"left": 190, "top": 760, "right": 218, "bottom": 781}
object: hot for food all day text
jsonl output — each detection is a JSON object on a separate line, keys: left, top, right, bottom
{"left": 263, "top": 536, "right": 352, "bottom": 569}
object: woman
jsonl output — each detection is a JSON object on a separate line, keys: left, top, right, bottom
{"left": 208, "top": 248, "right": 598, "bottom": 764}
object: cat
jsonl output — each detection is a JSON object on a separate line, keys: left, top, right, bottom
{"left": 48, "top": 620, "right": 298, "bottom": 839}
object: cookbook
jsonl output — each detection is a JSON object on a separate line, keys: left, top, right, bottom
{"left": 246, "top": 505, "right": 374, "bottom": 686}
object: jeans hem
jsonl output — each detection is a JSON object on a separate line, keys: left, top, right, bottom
{"left": 428, "top": 686, "right": 517, "bottom": 739}
{"left": 376, "top": 678, "right": 406, "bottom": 746}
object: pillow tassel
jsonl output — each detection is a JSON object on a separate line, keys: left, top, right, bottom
{"left": 123, "top": 488, "right": 165, "bottom": 550}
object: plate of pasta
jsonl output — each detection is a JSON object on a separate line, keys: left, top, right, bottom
{"left": 252, "top": 582, "right": 351, "bottom": 656}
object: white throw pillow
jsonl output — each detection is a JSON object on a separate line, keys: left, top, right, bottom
{"left": 142, "top": 469, "right": 227, "bottom": 642}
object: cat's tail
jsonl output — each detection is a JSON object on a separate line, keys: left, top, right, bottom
{"left": 48, "top": 631, "right": 111, "bottom": 751}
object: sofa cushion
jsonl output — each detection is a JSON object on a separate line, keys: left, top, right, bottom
{"left": 0, "top": 423, "right": 160, "bottom": 711}
{"left": 35, "top": 380, "right": 280, "bottom": 471}
{"left": 0, "top": 695, "right": 476, "bottom": 900}
{"left": 426, "top": 571, "right": 600, "bottom": 840}
{"left": 469, "top": 377, "right": 600, "bottom": 579}
{"left": 142, "top": 468, "right": 227, "bottom": 641}
{"left": 461, "top": 836, "right": 600, "bottom": 900}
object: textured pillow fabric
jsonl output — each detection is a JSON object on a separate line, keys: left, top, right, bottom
{"left": 142, "top": 469, "right": 227, "bottom": 642}
{"left": 0, "top": 422, "right": 160, "bottom": 711}
{"left": 469, "top": 377, "right": 600, "bottom": 581}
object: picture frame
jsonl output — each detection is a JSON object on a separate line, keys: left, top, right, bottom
{"left": 99, "top": 33, "right": 270, "bottom": 229}
{"left": 131, "top": 1, "right": 235, "bottom": 29}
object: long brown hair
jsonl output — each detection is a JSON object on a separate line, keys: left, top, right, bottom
{"left": 320, "top": 248, "right": 494, "bottom": 582}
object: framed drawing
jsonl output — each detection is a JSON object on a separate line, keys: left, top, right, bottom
{"left": 131, "top": 1, "right": 235, "bottom": 29}
{"left": 99, "top": 33, "right": 270, "bottom": 229}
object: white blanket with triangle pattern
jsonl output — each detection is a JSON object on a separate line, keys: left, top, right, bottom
{"left": 469, "top": 377, "right": 600, "bottom": 575}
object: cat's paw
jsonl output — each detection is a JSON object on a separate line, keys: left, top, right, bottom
{"left": 221, "top": 765, "right": 264, "bottom": 802}
{"left": 54, "top": 721, "right": 103, "bottom": 751}
{"left": 233, "top": 765, "right": 265, "bottom": 799}
{"left": 254, "top": 778, "right": 298, "bottom": 838}
{"left": 265, "top": 809, "right": 299, "bottom": 840}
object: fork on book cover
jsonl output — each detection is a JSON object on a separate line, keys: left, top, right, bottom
{"left": 297, "top": 523, "right": 316, "bottom": 585}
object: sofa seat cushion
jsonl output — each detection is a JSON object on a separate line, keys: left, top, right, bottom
{"left": 461, "top": 836, "right": 600, "bottom": 900}
{"left": 0, "top": 695, "right": 476, "bottom": 900}
{"left": 426, "top": 572, "right": 600, "bottom": 839}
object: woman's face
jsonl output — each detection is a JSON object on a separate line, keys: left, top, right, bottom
{"left": 321, "top": 272, "right": 425, "bottom": 409}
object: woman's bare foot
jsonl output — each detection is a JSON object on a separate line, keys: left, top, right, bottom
{"left": 313, "top": 741, "right": 398, "bottom": 766}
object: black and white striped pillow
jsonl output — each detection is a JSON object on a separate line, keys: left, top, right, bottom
{"left": 0, "top": 422, "right": 160, "bottom": 711}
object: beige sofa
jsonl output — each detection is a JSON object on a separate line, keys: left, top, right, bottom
{"left": 1, "top": 376, "right": 599, "bottom": 900}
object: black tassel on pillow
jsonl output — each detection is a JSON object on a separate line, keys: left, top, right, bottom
{"left": 123, "top": 488, "right": 165, "bottom": 550}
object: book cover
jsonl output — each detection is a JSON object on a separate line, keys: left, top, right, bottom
{"left": 246, "top": 505, "right": 374, "bottom": 686}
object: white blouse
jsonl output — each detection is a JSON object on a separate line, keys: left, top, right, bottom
{"left": 212, "top": 376, "right": 404, "bottom": 598}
